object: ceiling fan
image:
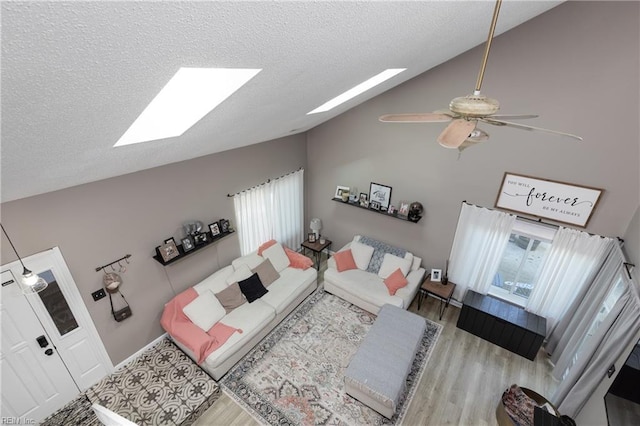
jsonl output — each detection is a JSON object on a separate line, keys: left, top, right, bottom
{"left": 379, "top": 0, "right": 583, "bottom": 151}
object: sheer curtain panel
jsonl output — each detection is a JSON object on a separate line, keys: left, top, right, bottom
{"left": 233, "top": 169, "right": 304, "bottom": 255}
{"left": 448, "top": 203, "right": 516, "bottom": 300}
{"left": 526, "top": 227, "right": 613, "bottom": 332}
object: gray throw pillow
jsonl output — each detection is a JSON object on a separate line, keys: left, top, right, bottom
{"left": 214, "top": 282, "right": 246, "bottom": 314}
{"left": 251, "top": 258, "right": 280, "bottom": 287}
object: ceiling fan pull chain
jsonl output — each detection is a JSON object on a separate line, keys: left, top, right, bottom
{"left": 475, "top": 0, "right": 503, "bottom": 94}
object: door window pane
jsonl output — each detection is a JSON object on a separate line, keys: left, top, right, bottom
{"left": 490, "top": 231, "right": 551, "bottom": 303}
{"left": 37, "top": 270, "right": 78, "bottom": 335}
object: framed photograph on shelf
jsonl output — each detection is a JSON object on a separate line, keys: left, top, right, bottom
{"left": 209, "top": 222, "right": 221, "bottom": 237}
{"left": 369, "top": 182, "right": 392, "bottom": 211}
{"left": 335, "top": 185, "right": 350, "bottom": 199}
{"left": 219, "top": 219, "right": 230, "bottom": 233}
{"left": 181, "top": 237, "right": 194, "bottom": 252}
{"left": 308, "top": 233, "right": 317, "bottom": 243}
{"left": 398, "top": 201, "right": 410, "bottom": 218}
{"left": 158, "top": 240, "right": 179, "bottom": 262}
{"left": 431, "top": 269, "right": 442, "bottom": 282}
{"left": 359, "top": 192, "right": 368, "bottom": 206}
{"left": 193, "top": 233, "right": 209, "bottom": 245}
{"left": 369, "top": 200, "right": 381, "bottom": 211}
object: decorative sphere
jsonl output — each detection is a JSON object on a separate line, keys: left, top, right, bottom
{"left": 408, "top": 202, "right": 423, "bottom": 221}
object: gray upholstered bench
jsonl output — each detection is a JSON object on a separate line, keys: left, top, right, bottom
{"left": 344, "top": 303, "right": 426, "bottom": 418}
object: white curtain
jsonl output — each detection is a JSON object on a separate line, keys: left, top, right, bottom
{"left": 233, "top": 169, "right": 304, "bottom": 255}
{"left": 449, "top": 203, "right": 516, "bottom": 300}
{"left": 552, "top": 272, "right": 640, "bottom": 418}
{"left": 526, "top": 227, "right": 613, "bottom": 332}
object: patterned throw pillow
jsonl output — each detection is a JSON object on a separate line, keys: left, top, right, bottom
{"left": 358, "top": 236, "right": 407, "bottom": 274}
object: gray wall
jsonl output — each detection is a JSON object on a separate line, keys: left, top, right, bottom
{"left": 306, "top": 1, "right": 639, "bottom": 276}
{"left": 0, "top": 134, "right": 307, "bottom": 365}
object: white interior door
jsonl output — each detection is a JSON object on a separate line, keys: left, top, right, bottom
{"left": 1, "top": 270, "right": 79, "bottom": 422}
{"left": 1, "top": 247, "right": 113, "bottom": 422}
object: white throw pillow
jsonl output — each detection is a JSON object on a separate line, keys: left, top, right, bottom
{"left": 226, "top": 264, "right": 253, "bottom": 285}
{"left": 404, "top": 252, "right": 414, "bottom": 268}
{"left": 182, "top": 290, "right": 226, "bottom": 332}
{"left": 350, "top": 241, "right": 375, "bottom": 270}
{"left": 377, "top": 253, "right": 412, "bottom": 279}
{"left": 232, "top": 252, "right": 265, "bottom": 270}
{"left": 194, "top": 265, "right": 234, "bottom": 294}
{"left": 411, "top": 256, "right": 422, "bottom": 271}
{"left": 262, "top": 243, "right": 290, "bottom": 272}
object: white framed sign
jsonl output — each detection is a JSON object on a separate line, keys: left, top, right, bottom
{"left": 495, "top": 172, "right": 603, "bottom": 227}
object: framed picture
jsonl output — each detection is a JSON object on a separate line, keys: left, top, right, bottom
{"left": 431, "top": 269, "right": 442, "bottom": 282}
{"left": 387, "top": 205, "right": 396, "bottom": 214}
{"left": 369, "top": 182, "right": 392, "bottom": 211}
{"left": 370, "top": 200, "right": 381, "bottom": 211}
{"left": 209, "top": 222, "right": 221, "bottom": 236}
{"left": 159, "top": 240, "right": 179, "bottom": 262}
{"left": 335, "top": 185, "right": 350, "bottom": 199}
{"left": 181, "top": 236, "right": 194, "bottom": 252}
{"left": 164, "top": 237, "right": 176, "bottom": 245}
{"left": 359, "top": 192, "right": 368, "bottom": 206}
{"left": 308, "top": 233, "right": 317, "bottom": 243}
{"left": 495, "top": 172, "right": 603, "bottom": 227}
{"left": 193, "top": 233, "right": 209, "bottom": 245}
{"left": 219, "top": 219, "right": 230, "bottom": 233}
{"left": 398, "top": 201, "right": 410, "bottom": 218}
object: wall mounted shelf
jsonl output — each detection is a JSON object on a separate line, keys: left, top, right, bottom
{"left": 331, "top": 198, "right": 421, "bottom": 223}
{"left": 153, "top": 230, "right": 235, "bottom": 266}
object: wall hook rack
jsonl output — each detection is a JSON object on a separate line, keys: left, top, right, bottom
{"left": 96, "top": 254, "right": 132, "bottom": 272}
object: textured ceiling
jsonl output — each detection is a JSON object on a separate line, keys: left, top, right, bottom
{"left": 1, "top": 1, "right": 561, "bottom": 202}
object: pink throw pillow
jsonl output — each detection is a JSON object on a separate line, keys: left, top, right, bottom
{"left": 384, "top": 268, "right": 408, "bottom": 295}
{"left": 334, "top": 249, "right": 357, "bottom": 272}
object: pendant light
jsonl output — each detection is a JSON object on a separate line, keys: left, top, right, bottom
{"left": 1, "top": 223, "right": 48, "bottom": 294}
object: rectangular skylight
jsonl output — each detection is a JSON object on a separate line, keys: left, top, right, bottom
{"left": 307, "top": 68, "right": 406, "bottom": 115}
{"left": 114, "top": 67, "right": 261, "bottom": 147}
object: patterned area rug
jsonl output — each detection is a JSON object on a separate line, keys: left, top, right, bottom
{"left": 221, "top": 291, "right": 442, "bottom": 425}
{"left": 42, "top": 338, "right": 220, "bottom": 426}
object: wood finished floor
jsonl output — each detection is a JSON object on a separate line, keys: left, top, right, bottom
{"left": 195, "top": 263, "right": 558, "bottom": 425}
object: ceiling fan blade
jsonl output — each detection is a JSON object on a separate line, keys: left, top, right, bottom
{"left": 481, "top": 118, "right": 583, "bottom": 141}
{"left": 489, "top": 114, "right": 539, "bottom": 120}
{"left": 437, "top": 119, "right": 477, "bottom": 149}
{"left": 379, "top": 113, "right": 453, "bottom": 123}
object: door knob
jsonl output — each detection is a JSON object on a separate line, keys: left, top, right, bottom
{"left": 44, "top": 348, "right": 54, "bottom": 356}
{"left": 36, "top": 335, "right": 49, "bottom": 348}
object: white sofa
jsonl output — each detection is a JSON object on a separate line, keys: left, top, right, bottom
{"left": 324, "top": 235, "right": 425, "bottom": 315}
{"left": 166, "top": 244, "right": 317, "bottom": 380}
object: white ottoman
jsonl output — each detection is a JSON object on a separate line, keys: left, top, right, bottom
{"left": 344, "top": 303, "right": 426, "bottom": 418}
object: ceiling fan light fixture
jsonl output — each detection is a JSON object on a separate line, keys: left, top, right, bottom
{"left": 449, "top": 94, "right": 499, "bottom": 117}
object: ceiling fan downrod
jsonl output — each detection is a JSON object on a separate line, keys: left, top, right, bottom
{"left": 474, "top": 0, "right": 502, "bottom": 95}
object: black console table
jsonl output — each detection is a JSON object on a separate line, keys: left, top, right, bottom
{"left": 456, "top": 290, "right": 546, "bottom": 361}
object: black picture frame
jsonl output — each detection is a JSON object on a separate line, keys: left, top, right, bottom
{"left": 369, "top": 182, "right": 392, "bottom": 211}
{"left": 209, "top": 222, "right": 221, "bottom": 236}
{"left": 359, "top": 192, "right": 368, "bottom": 206}
{"left": 164, "top": 237, "right": 176, "bottom": 245}
{"left": 193, "top": 233, "right": 209, "bottom": 245}
{"left": 158, "top": 241, "right": 179, "bottom": 262}
{"left": 369, "top": 200, "right": 381, "bottom": 211}
{"left": 308, "top": 233, "right": 316, "bottom": 243}
{"left": 219, "top": 219, "right": 230, "bottom": 233}
{"left": 181, "top": 236, "right": 194, "bottom": 252}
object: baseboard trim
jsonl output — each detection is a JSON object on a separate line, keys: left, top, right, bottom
{"left": 115, "top": 333, "right": 167, "bottom": 370}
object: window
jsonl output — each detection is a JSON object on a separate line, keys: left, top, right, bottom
{"left": 489, "top": 219, "right": 556, "bottom": 306}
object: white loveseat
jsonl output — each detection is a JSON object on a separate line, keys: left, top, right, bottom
{"left": 324, "top": 235, "right": 425, "bottom": 315}
{"left": 164, "top": 242, "right": 317, "bottom": 380}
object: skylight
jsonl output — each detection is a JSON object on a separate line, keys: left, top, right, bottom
{"left": 114, "top": 67, "right": 261, "bottom": 147}
{"left": 307, "top": 68, "right": 406, "bottom": 115}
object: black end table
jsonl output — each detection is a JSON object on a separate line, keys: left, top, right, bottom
{"left": 300, "top": 238, "right": 332, "bottom": 270}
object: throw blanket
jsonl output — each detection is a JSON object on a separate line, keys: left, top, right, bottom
{"left": 258, "top": 239, "right": 314, "bottom": 270}
{"left": 160, "top": 288, "right": 242, "bottom": 364}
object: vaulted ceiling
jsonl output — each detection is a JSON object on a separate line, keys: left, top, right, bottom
{"left": 1, "top": 1, "right": 561, "bottom": 202}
